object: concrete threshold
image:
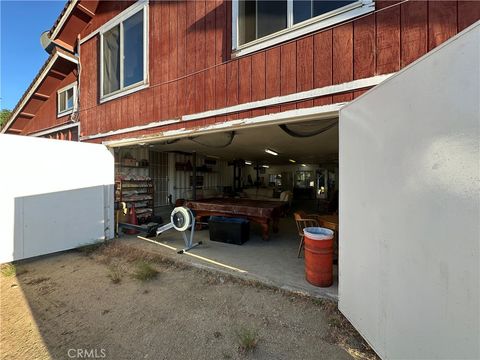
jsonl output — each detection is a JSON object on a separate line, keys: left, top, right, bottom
{"left": 118, "top": 220, "right": 339, "bottom": 302}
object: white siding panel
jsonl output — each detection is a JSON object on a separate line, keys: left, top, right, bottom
{"left": 339, "top": 24, "right": 480, "bottom": 359}
{"left": 0, "top": 135, "right": 114, "bottom": 262}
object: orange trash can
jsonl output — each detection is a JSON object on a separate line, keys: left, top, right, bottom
{"left": 303, "top": 227, "right": 334, "bottom": 287}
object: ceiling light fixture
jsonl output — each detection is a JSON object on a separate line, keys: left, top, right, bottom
{"left": 245, "top": 161, "right": 252, "bottom": 165}
{"left": 265, "top": 149, "right": 278, "bottom": 156}
{"left": 262, "top": 165, "right": 269, "bottom": 168}
{"left": 289, "top": 159, "right": 296, "bottom": 163}
{"left": 301, "top": 164, "right": 307, "bottom": 167}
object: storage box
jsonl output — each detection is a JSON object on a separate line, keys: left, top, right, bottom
{"left": 208, "top": 216, "right": 250, "bottom": 245}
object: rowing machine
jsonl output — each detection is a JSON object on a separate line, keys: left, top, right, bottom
{"left": 118, "top": 222, "right": 159, "bottom": 237}
{"left": 156, "top": 206, "right": 202, "bottom": 254}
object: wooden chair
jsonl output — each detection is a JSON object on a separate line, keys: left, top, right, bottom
{"left": 293, "top": 211, "right": 319, "bottom": 258}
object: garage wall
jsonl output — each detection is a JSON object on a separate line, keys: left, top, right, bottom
{"left": 168, "top": 153, "right": 232, "bottom": 201}
{"left": 115, "top": 147, "right": 150, "bottom": 178}
{"left": 339, "top": 23, "right": 479, "bottom": 359}
{"left": 0, "top": 135, "right": 114, "bottom": 263}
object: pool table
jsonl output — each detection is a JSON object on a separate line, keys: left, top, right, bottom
{"left": 185, "top": 198, "right": 286, "bottom": 240}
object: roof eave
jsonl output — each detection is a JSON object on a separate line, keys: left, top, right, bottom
{"left": 49, "top": 0, "right": 78, "bottom": 41}
{"left": 1, "top": 49, "right": 78, "bottom": 134}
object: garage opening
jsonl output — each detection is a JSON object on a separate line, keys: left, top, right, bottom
{"left": 113, "top": 117, "right": 339, "bottom": 299}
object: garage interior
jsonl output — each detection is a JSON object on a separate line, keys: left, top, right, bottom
{"left": 113, "top": 118, "right": 340, "bottom": 299}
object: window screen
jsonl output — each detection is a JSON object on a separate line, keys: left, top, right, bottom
{"left": 102, "top": 25, "right": 121, "bottom": 95}
{"left": 59, "top": 91, "right": 67, "bottom": 112}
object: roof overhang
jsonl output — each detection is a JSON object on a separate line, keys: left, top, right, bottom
{"left": 1, "top": 49, "right": 78, "bottom": 134}
{"left": 49, "top": 0, "right": 100, "bottom": 50}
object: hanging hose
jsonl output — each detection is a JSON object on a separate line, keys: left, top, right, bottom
{"left": 279, "top": 120, "right": 338, "bottom": 138}
{"left": 189, "top": 131, "right": 235, "bottom": 148}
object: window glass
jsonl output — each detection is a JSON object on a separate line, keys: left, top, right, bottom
{"left": 312, "top": 0, "right": 356, "bottom": 17}
{"left": 238, "top": 0, "right": 256, "bottom": 45}
{"left": 123, "top": 9, "right": 144, "bottom": 87}
{"left": 238, "top": 0, "right": 359, "bottom": 46}
{"left": 59, "top": 91, "right": 66, "bottom": 112}
{"left": 238, "top": 0, "right": 287, "bottom": 45}
{"left": 293, "top": 0, "right": 311, "bottom": 24}
{"left": 58, "top": 85, "right": 75, "bottom": 114}
{"left": 257, "top": 1, "right": 287, "bottom": 38}
{"left": 66, "top": 88, "right": 74, "bottom": 110}
{"left": 103, "top": 25, "right": 120, "bottom": 95}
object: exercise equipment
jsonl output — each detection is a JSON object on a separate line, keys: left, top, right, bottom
{"left": 155, "top": 206, "right": 202, "bottom": 254}
{"left": 118, "top": 222, "right": 160, "bottom": 237}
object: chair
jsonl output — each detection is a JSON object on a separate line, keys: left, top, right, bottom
{"left": 293, "top": 211, "right": 319, "bottom": 258}
{"left": 279, "top": 191, "right": 293, "bottom": 206}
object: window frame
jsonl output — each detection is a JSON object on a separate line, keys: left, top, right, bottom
{"left": 232, "top": 0, "right": 374, "bottom": 57}
{"left": 57, "top": 82, "right": 77, "bottom": 118}
{"left": 99, "top": 0, "right": 149, "bottom": 103}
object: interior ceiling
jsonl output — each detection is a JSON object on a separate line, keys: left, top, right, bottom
{"left": 146, "top": 119, "right": 339, "bottom": 165}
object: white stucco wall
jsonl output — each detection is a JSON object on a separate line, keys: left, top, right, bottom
{"left": 0, "top": 135, "right": 114, "bottom": 263}
{"left": 339, "top": 23, "right": 480, "bottom": 359}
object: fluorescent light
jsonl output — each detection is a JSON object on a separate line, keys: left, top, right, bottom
{"left": 301, "top": 164, "right": 307, "bottom": 167}
{"left": 245, "top": 161, "right": 252, "bottom": 165}
{"left": 289, "top": 159, "right": 296, "bottom": 163}
{"left": 262, "top": 165, "right": 269, "bottom": 168}
{"left": 265, "top": 149, "right": 278, "bottom": 156}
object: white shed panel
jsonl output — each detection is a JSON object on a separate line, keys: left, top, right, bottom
{"left": 339, "top": 22, "right": 479, "bottom": 359}
{"left": 0, "top": 135, "right": 114, "bottom": 262}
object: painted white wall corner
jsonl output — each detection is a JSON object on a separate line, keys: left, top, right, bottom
{"left": 339, "top": 21, "right": 480, "bottom": 359}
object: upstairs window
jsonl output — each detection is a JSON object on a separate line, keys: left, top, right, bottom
{"left": 235, "top": 0, "right": 372, "bottom": 55}
{"left": 100, "top": 3, "right": 147, "bottom": 101}
{"left": 57, "top": 83, "right": 77, "bottom": 117}
{"left": 293, "top": 0, "right": 357, "bottom": 24}
{"left": 238, "top": 0, "right": 288, "bottom": 45}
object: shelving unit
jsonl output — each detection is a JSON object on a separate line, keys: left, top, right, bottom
{"left": 115, "top": 176, "right": 154, "bottom": 223}
{"left": 115, "top": 163, "right": 149, "bottom": 169}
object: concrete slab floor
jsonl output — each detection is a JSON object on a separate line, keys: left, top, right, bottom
{"left": 120, "top": 217, "right": 339, "bottom": 301}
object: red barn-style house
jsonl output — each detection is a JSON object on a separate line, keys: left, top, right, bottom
{"left": 3, "top": 1, "right": 480, "bottom": 357}
{"left": 3, "top": 0, "right": 480, "bottom": 321}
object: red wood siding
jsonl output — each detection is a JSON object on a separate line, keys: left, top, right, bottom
{"left": 401, "top": 1, "right": 428, "bottom": 67}
{"left": 22, "top": 72, "right": 77, "bottom": 135}
{"left": 428, "top": 1, "right": 457, "bottom": 50}
{"left": 71, "top": 0, "right": 480, "bottom": 142}
{"left": 44, "top": 126, "right": 79, "bottom": 141}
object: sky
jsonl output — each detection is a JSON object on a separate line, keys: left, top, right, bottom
{"left": 1, "top": 0, "right": 65, "bottom": 110}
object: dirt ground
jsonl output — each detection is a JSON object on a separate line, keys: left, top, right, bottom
{"left": 0, "top": 241, "right": 377, "bottom": 360}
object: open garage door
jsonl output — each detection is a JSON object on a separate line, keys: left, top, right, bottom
{"left": 339, "top": 22, "right": 479, "bottom": 359}
{"left": 110, "top": 114, "right": 341, "bottom": 300}
{"left": 0, "top": 135, "right": 114, "bottom": 263}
